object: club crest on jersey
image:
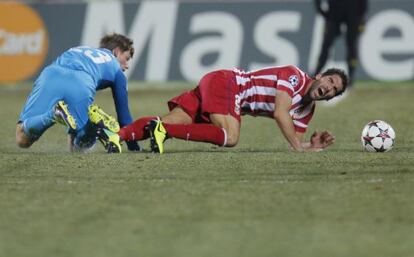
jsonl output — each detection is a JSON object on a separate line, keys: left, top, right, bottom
{"left": 289, "top": 75, "right": 299, "bottom": 86}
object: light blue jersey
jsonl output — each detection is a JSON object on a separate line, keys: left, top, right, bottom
{"left": 18, "top": 46, "right": 134, "bottom": 147}
{"left": 53, "top": 46, "right": 132, "bottom": 127}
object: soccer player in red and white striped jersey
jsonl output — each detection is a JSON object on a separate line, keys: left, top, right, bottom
{"left": 119, "top": 65, "right": 348, "bottom": 153}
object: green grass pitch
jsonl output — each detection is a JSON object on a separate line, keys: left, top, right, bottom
{"left": 0, "top": 81, "right": 413, "bottom": 257}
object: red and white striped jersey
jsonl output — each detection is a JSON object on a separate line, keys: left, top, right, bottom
{"left": 232, "top": 65, "right": 315, "bottom": 133}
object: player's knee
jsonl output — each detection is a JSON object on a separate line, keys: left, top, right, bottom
{"left": 224, "top": 131, "right": 239, "bottom": 147}
{"left": 15, "top": 125, "right": 33, "bottom": 148}
{"left": 16, "top": 136, "right": 32, "bottom": 148}
{"left": 225, "top": 139, "right": 238, "bottom": 147}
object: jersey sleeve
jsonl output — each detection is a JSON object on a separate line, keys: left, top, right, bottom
{"left": 276, "top": 66, "right": 303, "bottom": 98}
{"left": 112, "top": 70, "right": 133, "bottom": 127}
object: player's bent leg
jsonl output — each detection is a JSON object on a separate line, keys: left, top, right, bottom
{"left": 15, "top": 123, "right": 34, "bottom": 148}
{"left": 146, "top": 107, "right": 193, "bottom": 154}
{"left": 161, "top": 107, "right": 193, "bottom": 125}
{"left": 148, "top": 119, "right": 229, "bottom": 153}
{"left": 148, "top": 107, "right": 236, "bottom": 153}
{"left": 17, "top": 105, "right": 60, "bottom": 147}
{"left": 210, "top": 113, "right": 240, "bottom": 147}
{"left": 146, "top": 108, "right": 239, "bottom": 153}
{"left": 150, "top": 113, "right": 236, "bottom": 151}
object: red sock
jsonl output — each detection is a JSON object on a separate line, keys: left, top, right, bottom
{"left": 163, "top": 123, "right": 226, "bottom": 146}
{"left": 119, "top": 116, "right": 157, "bottom": 141}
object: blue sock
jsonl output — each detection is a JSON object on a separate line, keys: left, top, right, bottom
{"left": 22, "top": 109, "right": 55, "bottom": 140}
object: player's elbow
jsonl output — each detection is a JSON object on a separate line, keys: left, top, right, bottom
{"left": 273, "top": 110, "right": 285, "bottom": 122}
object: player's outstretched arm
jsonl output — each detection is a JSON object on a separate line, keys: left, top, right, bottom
{"left": 274, "top": 91, "right": 334, "bottom": 152}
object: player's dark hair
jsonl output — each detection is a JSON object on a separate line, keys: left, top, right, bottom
{"left": 321, "top": 68, "right": 349, "bottom": 96}
{"left": 100, "top": 33, "right": 134, "bottom": 58}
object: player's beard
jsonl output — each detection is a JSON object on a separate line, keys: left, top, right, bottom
{"left": 302, "top": 80, "right": 319, "bottom": 105}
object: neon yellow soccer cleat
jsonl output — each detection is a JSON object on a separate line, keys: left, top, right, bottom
{"left": 55, "top": 101, "right": 77, "bottom": 130}
{"left": 88, "top": 104, "right": 120, "bottom": 133}
{"left": 148, "top": 117, "right": 168, "bottom": 154}
{"left": 88, "top": 104, "right": 121, "bottom": 153}
{"left": 96, "top": 128, "right": 122, "bottom": 153}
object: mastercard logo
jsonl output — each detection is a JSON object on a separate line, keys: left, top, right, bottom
{"left": 0, "top": 2, "right": 48, "bottom": 84}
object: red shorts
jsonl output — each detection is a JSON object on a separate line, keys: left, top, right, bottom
{"left": 168, "top": 70, "right": 240, "bottom": 123}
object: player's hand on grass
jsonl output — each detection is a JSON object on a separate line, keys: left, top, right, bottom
{"left": 310, "top": 130, "right": 335, "bottom": 150}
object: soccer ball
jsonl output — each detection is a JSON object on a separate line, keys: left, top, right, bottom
{"left": 361, "top": 120, "right": 395, "bottom": 152}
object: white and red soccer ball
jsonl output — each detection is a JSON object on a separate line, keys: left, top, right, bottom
{"left": 361, "top": 120, "right": 395, "bottom": 152}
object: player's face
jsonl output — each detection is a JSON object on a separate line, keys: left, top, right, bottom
{"left": 309, "top": 74, "right": 343, "bottom": 101}
{"left": 114, "top": 48, "right": 132, "bottom": 71}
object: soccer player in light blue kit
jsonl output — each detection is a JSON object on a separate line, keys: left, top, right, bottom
{"left": 16, "top": 33, "right": 140, "bottom": 153}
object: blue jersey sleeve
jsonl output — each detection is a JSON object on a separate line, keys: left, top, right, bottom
{"left": 111, "top": 70, "right": 133, "bottom": 127}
